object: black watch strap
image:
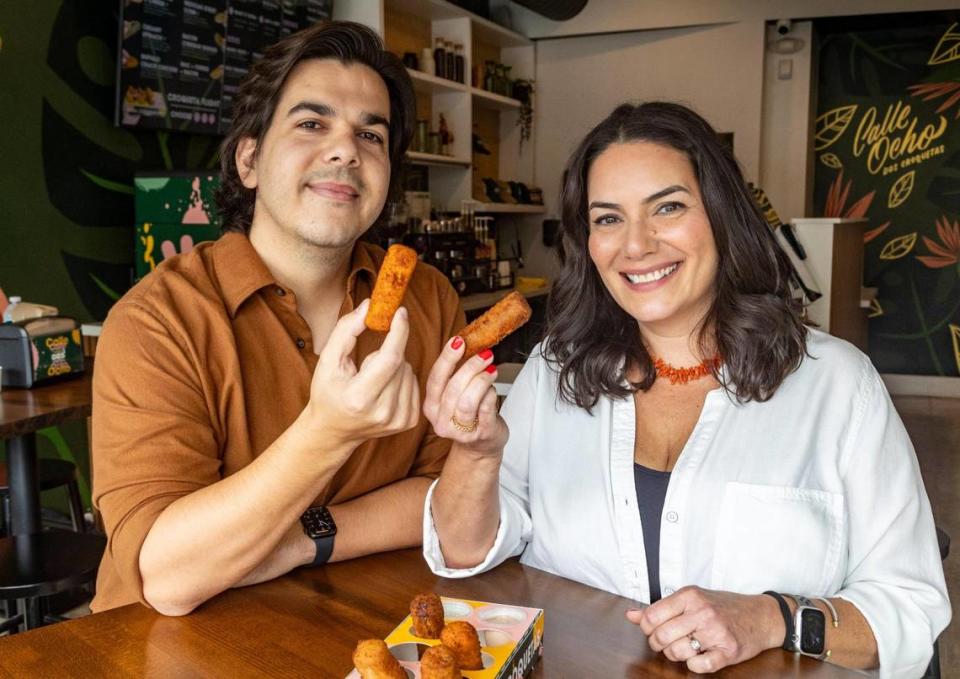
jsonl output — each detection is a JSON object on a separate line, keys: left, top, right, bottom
{"left": 763, "top": 591, "right": 795, "bottom": 651}
{"left": 310, "top": 534, "right": 335, "bottom": 566}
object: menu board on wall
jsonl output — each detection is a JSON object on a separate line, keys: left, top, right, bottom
{"left": 117, "top": 0, "right": 333, "bottom": 135}
{"left": 813, "top": 15, "right": 960, "bottom": 376}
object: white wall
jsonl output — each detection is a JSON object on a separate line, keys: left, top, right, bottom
{"left": 518, "top": 21, "right": 766, "bottom": 280}
{"left": 503, "top": 0, "right": 959, "bottom": 39}
{"left": 759, "top": 20, "right": 814, "bottom": 224}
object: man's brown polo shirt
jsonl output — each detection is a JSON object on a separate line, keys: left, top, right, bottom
{"left": 90, "top": 232, "right": 464, "bottom": 612}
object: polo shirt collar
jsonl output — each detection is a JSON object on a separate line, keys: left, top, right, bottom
{"left": 213, "top": 232, "right": 276, "bottom": 318}
{"left": 213, "top": 231, "right": 381, "bottom": 318}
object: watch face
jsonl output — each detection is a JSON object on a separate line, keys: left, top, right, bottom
{"left": 799, "top": 607, "right": 826, "bottom": 655}
{"left": 302, "top": 507, "right": 337, "bottom": 539}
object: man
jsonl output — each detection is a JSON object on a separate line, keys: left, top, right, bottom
{"left": 91, "top": 21, "right": 463, "bottom": 614}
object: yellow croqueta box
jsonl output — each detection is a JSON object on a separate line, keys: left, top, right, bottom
{"left": 347, "top": 596, "right": 544, "bottom": 679}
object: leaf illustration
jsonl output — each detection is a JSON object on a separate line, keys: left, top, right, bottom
{"left": 951, "top": 324, "right": 960, "bottom": 375}
{"left": 928, "top": 22, "right": 960, "bottom": 65}
{"left": 926, "top": 154, "right": 960, "bottom": 215}
{"left": 814, "top": 105, "right": 857, "bottom": 151}
{"left": 887, "top": 170, "right": 915, "bottom": 209}
{"left": 879, "top": 232, "right": 918, "bottom": 260}
{"left": 42, "top": 100, "right": 134, "bottom": 227}
{"left": 820, "top": 153, "right": 843, "bottom": 169}
{"left": 61, "top": 251, "right": 132, "bottom": 320}
{"left": 868, "top": 298, "right": 884, "bottom": 318}
{"left": 907, "top": 82, "right": 960, "bottom": 120}
{"left": 864, "top": 221, "right": 890, "bottom": 244}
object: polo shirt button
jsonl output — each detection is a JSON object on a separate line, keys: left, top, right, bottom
{"left": 296, "top": 338, "right": 306, "bottom": 349}
{"left": 275, "top": 287, "right": 286, "bottom": 296}
{"left": 666, "top": 511, "right": 679, "bottom": 523}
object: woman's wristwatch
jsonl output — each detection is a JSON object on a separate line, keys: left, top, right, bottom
{"left": 763, "top": 591, "right": 836, "bottom": 660}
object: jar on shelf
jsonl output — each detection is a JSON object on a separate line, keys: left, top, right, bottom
{"left": 415, "top": 120, "right": 428, "bottom": 153}
{"left": 420, "top": 48, "right": 434, "bottom": 77}
{"left": 484, "top": 61, "right": 495, "bottom": 92}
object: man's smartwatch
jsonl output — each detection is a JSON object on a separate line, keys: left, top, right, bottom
{"left": 300, "top": 506, "right": 337, "bottom": 566}
{"left": 785, "top": 594, "right": 829, "bottom": 659}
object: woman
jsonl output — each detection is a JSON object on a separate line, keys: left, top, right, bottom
{"left": 420, "top": 102, "right": 950, "bottom": 675}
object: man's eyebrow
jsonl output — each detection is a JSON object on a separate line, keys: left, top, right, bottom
{"left": 360, "top": 112, "right": 389, "bottom": 129}
{"left": 286, "top": 102, "right": 389, "bottom": 130}
{"left": 287, "top": 101, "right": 335, "bottom": 118}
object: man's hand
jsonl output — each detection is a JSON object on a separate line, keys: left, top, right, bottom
{"left": 626, "top": 587, "right": 782, "bottom": 674}
{"left": 306, "top": 298, "right": 420, "bottom": 446}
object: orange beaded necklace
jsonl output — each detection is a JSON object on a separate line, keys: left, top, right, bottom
{"left": 652, "top": 356, "right": 720, "bottom": 385}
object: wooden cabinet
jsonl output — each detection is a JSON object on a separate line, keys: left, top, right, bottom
{"left": 791, "top": 218, "right": 869, "bottom": 351}
{"left": 334, "top": 0, "right": 540, "bottom": 213}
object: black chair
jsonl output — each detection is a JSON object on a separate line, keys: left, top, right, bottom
{"left": 0, "top": 459, "right": 103, "bottom": 634}
{"left": 1, "top": 458, "right": 87, "bottom": 536}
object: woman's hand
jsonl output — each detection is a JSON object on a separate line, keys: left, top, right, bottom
{"left": 423, "top": 336, "right": 508, "bottom": 456}
{"left": 626, "top": 587, "right": 783, "bottom": 674}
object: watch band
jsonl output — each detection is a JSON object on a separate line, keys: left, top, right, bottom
{"left": 310, "top": 534, "right": 335, "bottom": 566}
{"left": 763, "top": 591, "right": 795, "bottom": 651}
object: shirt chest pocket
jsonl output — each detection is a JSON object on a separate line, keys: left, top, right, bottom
{"left": 710, "top": 482, "right": 846, "bottom": 595}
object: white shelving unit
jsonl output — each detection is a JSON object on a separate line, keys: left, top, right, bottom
{"left": 336, "top": 0, "right": 537, "bottom": 213}
{"left": 406, "top": 151, "right": 470, "bottom": 167}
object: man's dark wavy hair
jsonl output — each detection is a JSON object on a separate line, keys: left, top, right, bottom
{"left": 545, "top": 102, "right": 807, "bottom": 411}
{"left": 215, "top": 21, "right": 415, "bottom": 234}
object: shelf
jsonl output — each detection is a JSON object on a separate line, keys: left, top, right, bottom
{"left": 386, "top": 0, "right": 531, "bottom": 47}
{"left": 407, "top": 151, "right": 471, "bottom": 167}
{"left": 473, "top": 203, "right": 545, "bottom": 214}
{"left": 461, "top": 284, "right": 550, "bottom": 312}
{"left": 407, "top": 68, "right": 467, "bottom": 95}
{"left": 471, "top": 87, "right": 522, "bottom": 110}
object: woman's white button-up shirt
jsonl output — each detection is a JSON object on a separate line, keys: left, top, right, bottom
{"left": 423, "top": 329, "right": 950, "bottom": 676}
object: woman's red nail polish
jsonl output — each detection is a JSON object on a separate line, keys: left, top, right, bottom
{"left": 485, "top": 364, "right": 498, "bottom": 374}
{"left": 451, "top": 336, "right": 463, "bottom": 350}
{"left": 478, "top": 348, "right": 493, "bottom": 360}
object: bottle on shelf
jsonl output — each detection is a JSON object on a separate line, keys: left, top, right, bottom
{"left": 415, "top": 120, "right": 428, "bottom": 153}
{"left": 454, "top": 43, "right": 465, "bottom": 83}
{"left": 438, "top": 113, "right": 453, "bottom": 156}
{"left": 445, "top": 40, "right": 455, "bottom": 81}
{"left": 433, "top": 37, "right": 446, "bottom": 79}
{"left": 484, "top": 60, "right": 495, "bottom": 91}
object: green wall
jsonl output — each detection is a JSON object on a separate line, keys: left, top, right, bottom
{"left": 1, "top": 1, "right": 221, "bottom": 510}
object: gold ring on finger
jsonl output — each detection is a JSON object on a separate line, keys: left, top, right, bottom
{"left": 450, "top": 414, "right": 479, "bottom": 433}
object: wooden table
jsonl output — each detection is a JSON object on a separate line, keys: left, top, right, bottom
{"left": 0, "top": 549, "right": 859, "bottom": 678}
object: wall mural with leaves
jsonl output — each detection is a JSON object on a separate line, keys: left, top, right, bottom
{"left": 0, "top": 2, "right": 222, "bottom": 509}
{"left": 814, "top": 14, "right": 960, "bottom": 376}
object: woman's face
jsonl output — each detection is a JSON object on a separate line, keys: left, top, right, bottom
{"left": 586, "top": 141, "right": 719, "bottom": 338}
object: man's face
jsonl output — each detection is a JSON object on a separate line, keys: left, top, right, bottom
{"left": 238, "top": 58, "right": 392, "bottom": 250}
